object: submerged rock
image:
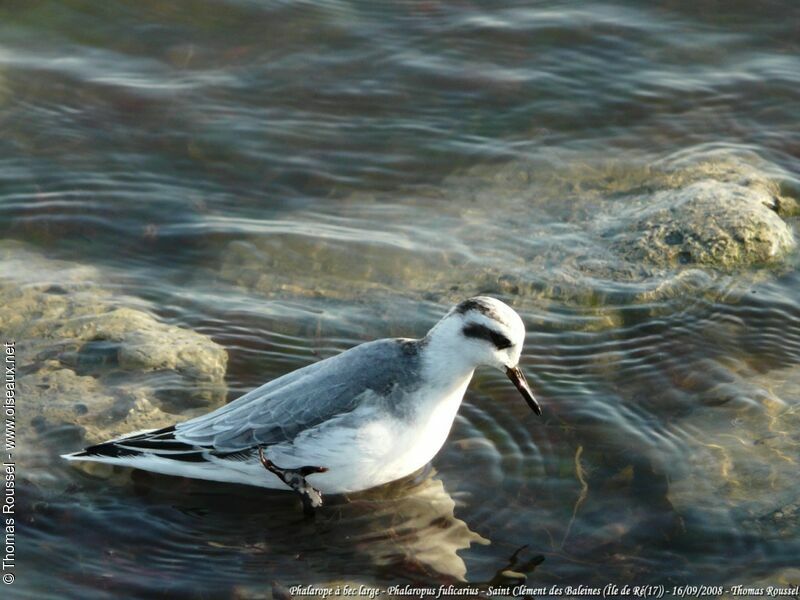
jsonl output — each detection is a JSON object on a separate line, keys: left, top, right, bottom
{"left": 218, "top": 236, "right": 460, "bottom": 302}
{"left": 0, "top": 242, "right": 228, "bottom": 460}
{"left": 58, "top": 307, "right": 227, "bottom": 382}
{"left": 18, "top": 364, "right": 179, "bottom": 447}
{"left": 217, "top": 153, "right": 796, "bottom": 314}
{"left": 662, "top": 362, "right": 800, "bottom": 535}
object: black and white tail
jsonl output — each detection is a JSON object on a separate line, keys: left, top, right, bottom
{"left": 61, "top": 425, "right": 273, "bottom": 487}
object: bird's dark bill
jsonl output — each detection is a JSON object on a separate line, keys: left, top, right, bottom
{"left": 505, "top": 366, "right": 542, "bottom": 415}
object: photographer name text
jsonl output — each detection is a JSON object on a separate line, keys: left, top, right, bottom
{"left": 3, "top": 340, "right": 16, "bottom": 586}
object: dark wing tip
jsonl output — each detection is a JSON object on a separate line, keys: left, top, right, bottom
{"left": 72, "top": 424, "right": 182, "bottom": 460}
{"left": 81, "top": 441, "right": 143, "bottom": 459}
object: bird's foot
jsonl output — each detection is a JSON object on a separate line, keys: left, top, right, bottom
{"left": 258, "top": 447, "right": 328, "bottom": 515}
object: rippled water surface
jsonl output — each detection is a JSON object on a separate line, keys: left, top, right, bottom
{"left": 2, "top": 1, "right": 800, "bottom": 598}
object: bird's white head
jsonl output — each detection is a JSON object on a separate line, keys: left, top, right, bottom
{"left": 426, "top": 296, "right": 541, "bottom": 415}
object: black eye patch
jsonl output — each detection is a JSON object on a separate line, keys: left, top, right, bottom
{"left": 462, "top": 323, "right": 513, "bottom": 350}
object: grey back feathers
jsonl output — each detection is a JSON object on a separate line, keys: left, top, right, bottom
{"left": 175, "top": 338, "right": 424, "bottom": 451}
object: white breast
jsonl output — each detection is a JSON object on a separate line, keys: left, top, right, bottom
{"left": 267, "top": 376, "right": 472, "bottom": 494}
{"left": 385, "top": 377, "right": 472, "bottom": 478}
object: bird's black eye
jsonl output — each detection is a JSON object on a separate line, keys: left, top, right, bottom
{"left": 462, "top": 323, "right": 513, "bottom": 350}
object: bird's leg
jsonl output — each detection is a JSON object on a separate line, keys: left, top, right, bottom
{"left": 258, "top": 447, "right": 328, "bottom": 515}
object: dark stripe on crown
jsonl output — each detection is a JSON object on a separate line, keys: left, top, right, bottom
{"left": 462, "top": 323, "right": 513, "bottom": 350}
{"left": 454, "top": 298, "right": 509, "bottom": 327}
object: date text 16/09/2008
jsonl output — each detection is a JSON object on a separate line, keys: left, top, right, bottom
{"left": 289, "top": 584, "right": 800, "bottom": 599}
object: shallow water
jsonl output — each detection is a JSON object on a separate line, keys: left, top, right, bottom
{"left": 2, "top": 1, "right": 800, "bottom": 598}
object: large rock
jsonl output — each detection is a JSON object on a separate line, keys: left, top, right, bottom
{"left": 606, "top": 180, "right": 795, "bottom": 268}
{"left": 448, "top": 152, "right": 797, "bottom": 270}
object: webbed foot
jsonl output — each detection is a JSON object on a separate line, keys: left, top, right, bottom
{"left": 258, "top": 447, "right": 328, "bottom": 515}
